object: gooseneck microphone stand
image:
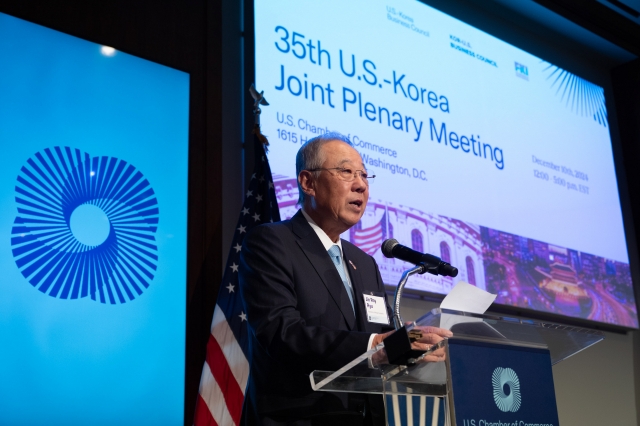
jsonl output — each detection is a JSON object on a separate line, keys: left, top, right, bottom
{"left": 392, "top": 263, "right": 428, "bottom": 330}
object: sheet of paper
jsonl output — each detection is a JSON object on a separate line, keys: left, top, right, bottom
{"left": 439, "top": 282, "right": 497, "bottom": 330}
{"left": 440, "top": 281, "right": 496, "bottom": 313}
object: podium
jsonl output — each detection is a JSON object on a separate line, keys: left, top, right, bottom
{"left": 310, "top": 308, "right": 604, "bottom": 426}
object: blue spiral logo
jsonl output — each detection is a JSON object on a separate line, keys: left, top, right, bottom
{"left": 492, "top": 367, "right": 521, "bottom": 412}
{"left": 10, "top": 147, "right": 159, "bottom": 304}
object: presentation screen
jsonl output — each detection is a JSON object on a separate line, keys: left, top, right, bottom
{"left": 0, "top": 13, "right": 189, "bottom": 425}
{"left": 254, "top": 0, "right": 638, "bottom": 328}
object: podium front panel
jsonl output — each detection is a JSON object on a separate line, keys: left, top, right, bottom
{"left": 447, "top": 339, "right": 560, "bottom": 426}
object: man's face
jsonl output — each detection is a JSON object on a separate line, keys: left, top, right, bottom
{"left": 309, "top": 140, "right": 369, "bottom": 235}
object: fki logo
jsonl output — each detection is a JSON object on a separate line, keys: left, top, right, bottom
{"left": 515, "top": 62, "right": 529, "bottom": 81}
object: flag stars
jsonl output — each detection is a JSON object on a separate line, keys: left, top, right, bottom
{"left": 251, "top": 173, "right": 256, "bottom": 180}
{"left": 226, "top": 283, "right": 235, "bottom": 293}
{"left": 256, "top": 194, "right": 263, "bottom": 202}
{"left": 252, "top": 212, "right": 261, "bottom": 222}
{"left": 237, "top": 225, "right": 247, "bottom": 234}
{"left": 242, "top": 207, "right": 250, "bottom": 216}
{"left": 269, "top": 182, "right": 274, "bottom": 189}
{"left": 259, "top": 175, "right": 265, "bottom": 183}
{"left": 246, "top": 190, "right": 253, "bottom": 198}
{"left": 234, "top": 243, "right": 242, "bottom": 253}
{"left": 239, "top": 311, "right": 247, "bottom": 322}
{"left": 230, "top": 262, "right": 239, "bottom": 273}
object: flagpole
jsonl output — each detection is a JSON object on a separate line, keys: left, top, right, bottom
{"left": 385, "top": 203, "right": 390, "bottom": 240}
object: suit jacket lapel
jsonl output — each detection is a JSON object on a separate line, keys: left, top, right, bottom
{"left": 291, "top": 211, "right": 356, "bottom": 330}
{"left": 342, "top": 243, "right": 370, "bottom": 332}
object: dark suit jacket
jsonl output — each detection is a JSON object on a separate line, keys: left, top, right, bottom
{"left": 239, "top": 210, "right": 393, "bottom": 425}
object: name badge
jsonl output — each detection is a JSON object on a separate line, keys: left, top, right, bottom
{"left": 363, "top": 293, "right": 389, "bottom": 324}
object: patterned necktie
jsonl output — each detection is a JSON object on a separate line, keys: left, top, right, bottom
{"left": 328, "top": 245, "right": 355, "bottom": 312}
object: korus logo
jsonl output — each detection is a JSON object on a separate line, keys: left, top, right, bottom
{"left": 492, "top": 367, "right": 521, "bottom": 412}
{"left": 515, "top": 62, "right": 529, "bottom": 81}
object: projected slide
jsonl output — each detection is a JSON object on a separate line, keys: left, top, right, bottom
{"left": 255, "top": 0, "right": 638, "bottom": 327}
{"left": 0, "top": 13, "right": 189, "bottom": 425}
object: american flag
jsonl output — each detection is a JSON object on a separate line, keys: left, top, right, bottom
{"left": 194, "top": 128, "right": 281, "bottom": 426}
{"left": 352, "top": 212, "right": 386, "bottom": 255}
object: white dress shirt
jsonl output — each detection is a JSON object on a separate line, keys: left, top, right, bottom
{"left": 300, "top": 209, "right": 378, "bottom": 351}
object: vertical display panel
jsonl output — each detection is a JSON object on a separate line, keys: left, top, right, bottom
{"left": 0, "top": 13, "right": 189, "bottom": 425}
{"left": 254, "top": 0, "right": 638, "bottom": 328}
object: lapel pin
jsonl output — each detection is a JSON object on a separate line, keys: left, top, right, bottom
{"left": 349, "top": 260, "right": 357, "bottom": 270}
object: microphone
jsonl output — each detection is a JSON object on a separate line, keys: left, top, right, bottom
{"left": 381, "top": 238, "right": 458, "bottom": 277}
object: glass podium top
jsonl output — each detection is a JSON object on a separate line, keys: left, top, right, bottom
{"left": 310, "top": 308, "right": 604, "bottom": 396}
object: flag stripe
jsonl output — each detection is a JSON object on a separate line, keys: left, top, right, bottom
{"left": 359, "top": 247, "right": 381, "bottom": 256}
{"left": 357, "top": 236, "right": 382, "bottom": 242}
{"left": 355, "top": 227, "right": 382, "bottom": 238}
{"left": 354, "top": 221, "right": 383, "bottom": 255}
{"left": 194, "top": 394, "right": 220, "bottom": 426}
{"left": 354, "top": 227, "right": 381, "bottom": 236}
{"left": 211, "top": 305, "right": 250, "bottom": 392}
{"left": 355, "top": 237, "right": 382, "bottom": 245}
{"left": 356, "top": 241, "right": 381, "bottom": 246}
{"left": 207, "top": 332, "right": 244, "bottom": 426}
{"left": 198, "top": 356, "right": 236, "bottom": 426}
{"left": 353, "top": 218, "right": 383, "bottom": 253}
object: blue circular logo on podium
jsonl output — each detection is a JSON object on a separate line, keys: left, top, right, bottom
{"left": 492, "top": 367, "right": 522, "bottom": 412}
{"left": 11, "top": 147, "right": 159, "bottom": 304}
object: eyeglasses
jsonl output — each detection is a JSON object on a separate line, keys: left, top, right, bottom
{"left": 306, "top": 167, "right": 375, "bottom": 184}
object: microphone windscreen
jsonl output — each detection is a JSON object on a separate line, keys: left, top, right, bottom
{"left": 445, "top": 265, "right": 459, "bottom": 277}
{"left": 381, "top": 239, "right": 399, "bottom": 258}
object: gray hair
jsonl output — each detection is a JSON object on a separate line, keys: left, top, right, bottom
{"left": 296, "top": 132, "right": 353, "bottom": 204}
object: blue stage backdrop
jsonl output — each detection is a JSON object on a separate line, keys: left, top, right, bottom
{"left": 0, "top": 13, "right": 189, "bottom": 426}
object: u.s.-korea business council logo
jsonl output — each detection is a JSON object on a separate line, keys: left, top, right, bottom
{"left": 492, "top": 367, "right": 521, "bottom": 412}
{"left": 10, "top": 147, "right": 159, "bottom": 304}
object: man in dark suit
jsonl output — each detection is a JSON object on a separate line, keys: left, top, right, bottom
{"left": 239, "top": 133, "right": 450, "bottom": 426}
